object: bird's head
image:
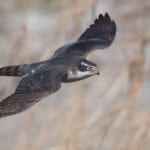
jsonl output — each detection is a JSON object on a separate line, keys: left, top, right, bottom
{"left": 62, "top": 59, "right": 99, "bottom": 82}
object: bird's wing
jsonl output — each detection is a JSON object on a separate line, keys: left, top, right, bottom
{"left": 71, "top": 13, "right": 116, "bottom": 57}
{"left": 0, "top": 61, "right": 47, "bottom": 77}
{"left": 0, "top": 68, "right": 65, "bottom": 118}
{"left": 78, "top": 13, "right": 116, "bottom": 42}
{"left": 53, "top": 13, "right": 116, "bottom": 58}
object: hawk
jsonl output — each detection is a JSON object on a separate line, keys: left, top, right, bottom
{"left": 0, "top": 13, "right": 116, "bottom": 117}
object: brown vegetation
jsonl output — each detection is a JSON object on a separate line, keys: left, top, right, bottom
{"left": 0, "top": 0, "right": 150, "bottom": 149}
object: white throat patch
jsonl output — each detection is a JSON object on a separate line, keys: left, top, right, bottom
{"left": 67, "top": 70, "right": 92, "bottom": 80}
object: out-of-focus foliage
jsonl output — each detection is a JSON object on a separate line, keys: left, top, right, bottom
{"left": 0, "top": 0, "right": 150, "bottom": 150}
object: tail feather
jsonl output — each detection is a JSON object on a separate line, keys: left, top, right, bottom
{"left": 0, "top": 65, "right": 25, "bottom": 76}
{"left": 0, "top": 61, "right": 47, "bottom": 77}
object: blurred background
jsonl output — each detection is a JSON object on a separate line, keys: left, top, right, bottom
{"left": 0, "top": 0, "right": 150, "bottom": 149}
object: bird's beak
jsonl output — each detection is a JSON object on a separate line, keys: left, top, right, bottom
{"left": 92, "top": 67, "right": 100, "bottom": 75}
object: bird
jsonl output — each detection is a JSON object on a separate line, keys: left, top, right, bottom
{"left": 0, "top": 13, "right": 116, "bottom": 118}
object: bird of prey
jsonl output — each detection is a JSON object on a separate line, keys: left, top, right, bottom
{"left": 0, "top": 13, "right": 116, "bottom": 118}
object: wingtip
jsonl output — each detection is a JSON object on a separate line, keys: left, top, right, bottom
{"left": 97, "top": 12, "right": 112, "bottom": 23}
{"left": 78, "top": 12, "right": 116, "bottom": 42}
{"left": 98, "top": 14, "right": 104, "bottom": 20}
{"left": 104, "top": 12, "right": 109, "bottom": 17}
{"left": 104, "top": 12, "right": 111, "bottom": 20}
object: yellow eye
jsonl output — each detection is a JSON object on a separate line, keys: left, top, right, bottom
{"left": 86, "top": 66, "right": 91, "bottom": 71}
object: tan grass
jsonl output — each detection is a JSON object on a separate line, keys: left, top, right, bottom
{"left": 0, "top": 0, "right": 150, "bottom": 150}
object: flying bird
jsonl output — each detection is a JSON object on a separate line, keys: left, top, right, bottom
{"left": 0, "top": 13, "right": 116, "bottom": 118}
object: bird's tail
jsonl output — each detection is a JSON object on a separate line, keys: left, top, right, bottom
{"left": 0, "top": 65, "right": 25, "bottom": 76}
{"left": 0, "top": 61, "right": 47, "bottom": 77}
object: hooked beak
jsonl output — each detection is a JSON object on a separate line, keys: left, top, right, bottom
{"left": 92, "top": 66, "right": 100, "bottom": 75}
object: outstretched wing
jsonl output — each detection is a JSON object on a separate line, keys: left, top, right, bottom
{"left": 71, "top": 13, "right": 116, "bottom": 57}
{"left": 0, "top": 92, "right": 49, "bottom": 118}
{"left": 78, "top": 13, "right": 116, "bottom": 42}
{"left": 53, "top": 13, "right": 116, "bottom": 58}
{"left": 0, "top": 68, "right": 64, "bottom": 118}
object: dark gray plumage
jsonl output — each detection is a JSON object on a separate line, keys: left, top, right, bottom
{"left": 0, "top": 13, "right": 116, "bottom": 117}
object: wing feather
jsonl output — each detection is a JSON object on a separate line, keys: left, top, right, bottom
{"left": 53, "top": 13, "right": 116, "bottom": 58}
{"left": 0, "top": 68, "right": 64, "bottom": 118}
{"left": 78, "top": 13, "right": 116, "bottom": 42}
{"left": 0, "top": 92, "right": 49, "bottom": 118}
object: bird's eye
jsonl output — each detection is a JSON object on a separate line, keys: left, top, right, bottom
{"left": 86, "top": 66, "right": 91, "bottom": 71}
